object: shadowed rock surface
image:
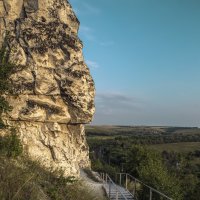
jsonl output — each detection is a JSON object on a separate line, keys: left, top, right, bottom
{"left": 0, "top": 0, "right": 95, "bottom": 176}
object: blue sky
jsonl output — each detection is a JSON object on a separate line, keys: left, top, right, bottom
{"left": 69, "top": 0, "right": 200, "bottom": 127}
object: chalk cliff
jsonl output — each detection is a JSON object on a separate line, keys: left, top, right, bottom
{"left": 0, "top": 0, "right": 95, "bottom": 176}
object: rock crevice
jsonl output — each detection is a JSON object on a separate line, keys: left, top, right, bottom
{"left": 0, "top": 0, "right": 95, "bottom": 176}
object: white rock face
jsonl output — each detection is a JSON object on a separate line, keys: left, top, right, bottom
{"left": 0, "top": 0, "right": 95, "bottom": 176}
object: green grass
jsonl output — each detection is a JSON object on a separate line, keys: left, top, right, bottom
{"left": 0, "top": 132, "right": 101, "bottom": 200}
{"left": 0, "top": 155, "right": 102, "bottom": 200}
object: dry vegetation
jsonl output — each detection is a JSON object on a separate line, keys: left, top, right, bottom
{"left": 0, "top": 133, "right": 99, "bottom": 200}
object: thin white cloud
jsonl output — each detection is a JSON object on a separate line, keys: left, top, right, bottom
{"left": 79, "top": 25, "right": 115, "bottom": 47}
{"left": 100, "top": 41, "right": 115, "bottom": 47}
{"left": 92, "top": 92, "right": 145, "bottom": 125}
{"left": 73, "top": 7, "right": 80, "bottom": 15}
{"left": 95, "top": 92, "right": 144, "bottom": 113}
{"left": 80, "top": 25, "right": 92, "bottom": 33}
{"left": 69, "top": 1, "right": 101, "bottom": 16}
{"left": 79, "top": 25, "right": 95, "bottom": 41}
{"left": 86, "top": 60, "right": 100, "bottom": 69}
{"left": 81, "top": 2, "right": 101, "bottom": 15}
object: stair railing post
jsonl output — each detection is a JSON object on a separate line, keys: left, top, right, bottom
{"left": 125, "top": 174, "right": 128, "bottom": 190}
{"left": 109, "top": 178, "right": 111, "bottom": 198}
{"left": 133, "top": 178, "right": 136, "bottom": 196}
{"left": 116, "top": 189, "right": 118, "bottom": 200}
{"left": 150, "top": 188, "right": 152, "bottom": 200}
{"left": 120, "top": 173, "right": 122, "bottom": 186}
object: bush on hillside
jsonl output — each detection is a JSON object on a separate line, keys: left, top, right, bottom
{"left": 0, "top": 128, "right": 23, "bottom": 158}
{"left": 126, "top": 145, "right": 183, "bottom": 200}
{"left": 0, "top": 156, "right": 100, "bottom": 200}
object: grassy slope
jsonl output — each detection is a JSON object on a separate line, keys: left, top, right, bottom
{"left": 0, "top": 155, "right": 100, "bottom": 200}
{"left": 0, "top": 132, "right": 102, "bottom": 200}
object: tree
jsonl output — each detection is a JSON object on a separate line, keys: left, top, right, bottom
{"left": 126, "top": 145, "right": 183, "bottom": 200}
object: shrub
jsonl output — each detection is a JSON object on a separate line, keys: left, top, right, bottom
{"left": 126, "top": 145, "right": 183, "bottom": 200}
{"left": 0, "top": 155, "right": 100, "bottom": 200}
{"left": 0, "top": 128, "right": 23, "bottom": 158}
{"left": 0, "top": 46, "right": 16, "bottom": 128}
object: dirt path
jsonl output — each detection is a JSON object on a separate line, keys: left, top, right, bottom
{"left": 80, "top": 170, "right": 106, "bottom": 200}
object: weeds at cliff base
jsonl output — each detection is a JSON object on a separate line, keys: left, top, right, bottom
{"left": 0, "top": 130, "right": 98, "bottom": 200}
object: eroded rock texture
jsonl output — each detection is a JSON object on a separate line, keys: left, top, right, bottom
{"left": 0, "top": 0, "right": 95, "bottom": 176}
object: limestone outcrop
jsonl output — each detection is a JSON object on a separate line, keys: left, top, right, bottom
{"left": 0, "top": 0, "right": 95, "bottom": 176}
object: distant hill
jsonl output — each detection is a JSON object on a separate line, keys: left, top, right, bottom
{"left": 86, "top": 125, "right": 200, "bottom": 137}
